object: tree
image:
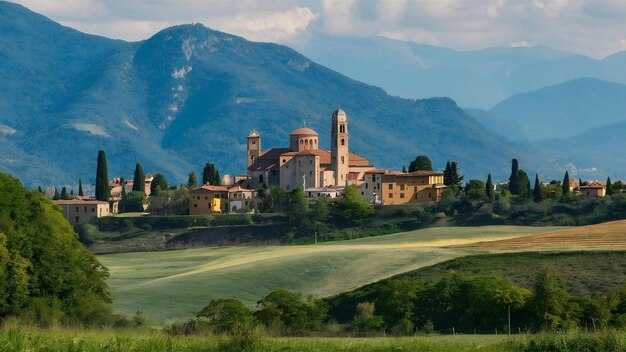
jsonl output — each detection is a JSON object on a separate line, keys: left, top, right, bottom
{"left": 78, "top": 179, "right": 84, "bottom": 197}
{"left": 150, "top": 173, "right": 168, "bottom": 196}
{"left": 509, "top": 159, "right": 520, "bottom": 195}
{"left": 485, "top": 174, "right": 494, "bottom": 201}
{"left": 333, "top": 184, "right": 373, "bottom": 225}
{"left": 443, "top": 161, "right": 463, "bottom": 187}
{"left": 254, "top": 288, "right": 328, "bottom": 334}
{"left": 124, "top": 191, "right": 146, "bottom": 212}
{"left": 119, "top": 186, "right": 128, "bottom": 213}
{"left": 401, "top": 165, "right": 407, "bottom": 173}
{"left": 196, "top": 298, "right": 253, "bottom": 333}
{"left": 350, "top": 302, "right": 384, "bottom": 335}
{"left": 464, "top": 179, "right": 486, "bottom": 201}
{"left": 528, "top": 267, "right": 572, "bottom": 330}
{"left": 52, "top": 187, "right": 60, "bottom": 200}
{"left": 187, "top": 171, "right": 198, "bottom": 188}
{"left": 132, "top": 163, "right": 145, "bottom": 193}
{"left": 606, "top": 177, "right": 614, "bottom": 196}
{"left": 60, "top": 186, "right": 68, "bottom": 200}
{"left": 517, "top": 170, "right": 531, "bottom": 198}
{"left": 268, "top": 186, "right": 289, "bottom": 212}
{"left": 286, "top": 188, "right": 309, "bottom": 225}
{"left": 149, "top": 188, "right": 189, "bottom": 215}
{"left": 202, "top": 163, "right": 221, "bottom": 185}
{"left": 533, "top": 174, "right": 542, "bottom": 202}
{"left": 309, "top": 197, "right": 330, "bottom": 223}
{"left": 95, "top": 150, "right": 110, "bottom": 201}
{"left": 562, "top": 171, "right": 571, "bottom": 196}
{"left": 409, "top": 155, "right": 433, "bottom": 172}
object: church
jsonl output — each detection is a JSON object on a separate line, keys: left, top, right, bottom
{"left": 246, "top": 109, "right": 375, "bottom": 191}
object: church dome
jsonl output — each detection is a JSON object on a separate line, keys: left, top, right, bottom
{"left": 290, "top": 127, "right": 318, "bottom": 136}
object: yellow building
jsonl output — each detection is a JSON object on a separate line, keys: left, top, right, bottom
{"left": 53, "top": 199, "right": 110, "bottom": 226}
{"left": 189, "top": 185, "right": 260, "bottom": 214}
{"left": 362, "top": 170, "right": 445, "bottom": 205}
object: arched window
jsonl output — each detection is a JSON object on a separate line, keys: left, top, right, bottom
{"left": 341, "top": 156, "right": 345, "bottom": 164}
{"left": 341, "top": 138, "right": 345, "bottom": 146}
{"left": 250, "top": 154, "right": 255, "bottom": 161}
{"left": 259, "top": 174, "right": 264, "bottom": 184}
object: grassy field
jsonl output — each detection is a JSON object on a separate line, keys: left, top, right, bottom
{"left": 98, "top": 225, "right": 563, "bottom": 322}
{"left": 1, "top": 326, "right": 624, "bottom": 352}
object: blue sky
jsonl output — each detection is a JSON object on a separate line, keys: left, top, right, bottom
{"left": 12, "top": 0, "right": 626, "bottom": 58}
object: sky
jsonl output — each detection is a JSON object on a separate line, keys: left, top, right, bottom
{"left": 12, "top": 0, "right": 626, "bottom": 58}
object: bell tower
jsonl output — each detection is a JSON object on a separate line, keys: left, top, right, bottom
{"left": 247, "top": 129, "right": 261, "bottom": 168}
{"left": 331, "top": 109, "right": 349, "bottom": 186}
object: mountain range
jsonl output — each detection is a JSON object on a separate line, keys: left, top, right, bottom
{"left": 294, "top": 35, "right": 626, "bottom": 109}
{"left": 0, "top": 1, "right": 523, "bottom": 188}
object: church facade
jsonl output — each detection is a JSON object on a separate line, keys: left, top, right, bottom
{"left": 247, "top": 109, "right": 375, "bottom": 191}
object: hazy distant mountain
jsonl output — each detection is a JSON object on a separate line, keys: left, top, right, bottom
{"left": 293, "top": 34, "right": 626, "bottom": 108}
{"left": 490, "top": 78, "right": 626, "bottom": 141}
{"left": 0, "top": 1, "right": 523, "bottom": 187}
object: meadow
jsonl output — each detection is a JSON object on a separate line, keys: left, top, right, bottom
{"left": 98, "top": 225, "right": 564, "bottom": 322}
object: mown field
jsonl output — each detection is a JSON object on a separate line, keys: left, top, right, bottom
{"left": 1, "top": 326, "right": 624, "bottom": 352}
{"left": 98, "top": 225, "right": 564, "bottom": 322}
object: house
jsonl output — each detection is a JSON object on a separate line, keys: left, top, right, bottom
{"left": 361, "top": 170, "right": 446, "bottom": 205}
{"left": 53, "top": 199, "right": 110, "bottom": 226}
{"left": 305, "top": 186, "right": 345, "bottom": 200}
{"left": 246, "top": 109, "right": 375, "bottom": 191}
{"left": 579, "top": 181, "right": 606, "bottom": 197}
{"left": 189, "top": 185, "right": 260, "bottom": 215}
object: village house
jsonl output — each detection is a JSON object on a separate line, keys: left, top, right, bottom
{"left": 189, "top": 184, "right": 260, "bottom": 215}
{"left": 305, "top": 186, "right": 345, "bottom": 200}
{"left": 578, "top": 180, "right": 606, "bottom": 197}
{"left": 53, "top": 199, "right": 110, "bottom": 226}
{"left": 361, "top": 170, "right": 446, "bottom": 205}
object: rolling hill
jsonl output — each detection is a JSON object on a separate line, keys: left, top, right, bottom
{"left": 0, "top": 1, "right": 521, "bottom": 188}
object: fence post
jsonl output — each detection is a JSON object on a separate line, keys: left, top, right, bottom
{"left": 495, "top": 327, "right": 498, "bottom": 335}
{"left": 452, "top": 326, "right": 455, "bottom": 335}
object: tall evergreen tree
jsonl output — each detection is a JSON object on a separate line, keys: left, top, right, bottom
{"left": 132, "top": 163, "right": 146, "bottom": 192}
{"left": 517, "top": 170, "right": 531, "bottom": 198}
{"left": 187, "top": 171, "right": 198, "bottom": 188}
{"left": 60, "top": 186, "right": 68, "bottom": 200}
{"left": 485, "top": 174, "right": 494, "bottom": 201}
{"left": 606, "top": 177, "right": 614, "bottom": 196}
{"left": 53, "top": 187, "right": 60, "bottom": 200}
{"left": 408, "top": 155, "right": 433, "bottom": 172}
{"left": 150, "top": 173, "right": 169, "bottom": 196}
{"left": 78, "top": 179, "right": 84, "bottom": 196}
{"left": 562, "top": 171, "right": 571, "bottom": 195}
{"left": 202, "top": 163, "right": 222, "bottom": 185}
{"left": 443, "top": 161, "right": 453, "bottom": 186}
{"left": 443, "top": 161, "right": 463, "bottom": 187}
{"left": 119, "top": 186, "right": 127, "bottom": 213}
{"left": 37, "top": 186, "right": 43, "bottom": 194}
{"left": 95, "top": 150, "right": 110, "bottom": 201}
{"left": 533, "top": 174, "right": 542, "bottom": 202}
{"left": 402, "top": 165, "right": 407, "bottom": 173}
{"left": 509, "top": 159, "right": 520, "bottom": 195}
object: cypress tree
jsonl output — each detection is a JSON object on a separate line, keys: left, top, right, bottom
{"left": 202, "top": 163, "right": 222, "bottom": 185}
{"left": 533, "top": 174, "right": 542, "bottom": 202}
{"left": 78, "top": 179, "right": 84, "bottom": 196}
{"left": 485, "top": 174, "right": 494, "bottom": 201}
{"left": 409, "top": 155, "right": 433, "bottom": 172}
{"left": 60, "top": 186, "right": 68, "bottom": 200}
{"left": 518, "top": 170, "right": 531, "bottom": 198}
{"left": 402, "top": 165, "right": 407, "bottom": 173}
{"left": 187, "top": 171, "right": 198, "bottom": 188}
{"left": 509, "top": 159, "right": 520, "bottom": 195}
{"left": 95, "top": 150, "right": 110, "bottom": 201}
{"left": 37, "top": 186, "right": 42, "bottom": 193}
{"left": 132, "top": 163, "right": 145, "bottom": 192}
{"left": 53, "top": 187, "right": 60, "bottom": 200}
{"left": 606, "top": 177, "right": 614, "bottom": 196}
{"left": 562, "top": 171, "right": 570, "bottom": 195}
{"left": 443, "top": 161, "right": 453, "bottom": 186}
{"left": 120, "top": 187, "right": 127, "bottom": 213}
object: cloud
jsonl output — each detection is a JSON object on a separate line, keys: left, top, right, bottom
{"left": 10, "top": 0, "right": 626, "bottom": 58}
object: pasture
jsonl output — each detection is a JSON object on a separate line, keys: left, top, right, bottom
{"left": 99, "top": 225, "right": 563, "bottom": 322}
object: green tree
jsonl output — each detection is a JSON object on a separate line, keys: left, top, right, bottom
{"left": 528, "top": 267, "right": 572, "bottom": 330}
{"left": 509, "top": 159, "right": 520, "bottom": 195}
{"left": 606, "top": 177, "right": 614, "bottom": 196}
{"left": 78, "top": 179, "right": 83, "bottom": 197}
{"left": 443, "top": 161, "right": 463, "bottom": 187}
{"left": 95, "top": 150, "right": 110, "bottom": 201}
{"left": 60, "top": 187, "right": 68, "bottom": 200}
{"left": 149, "top": 188, "right": 189, "bottom": 215}
{"left": 254, "top": 288, "right": 328, "bottom": 334}
{"left": 287, "top": 188, "right": 309, "bottom": 225}
{"left": 309, "top": 197, "right": 330, "bottom": 223}
{"left": 533, "top": 174, "right": 542, "bottom": 202}
{"left": 187, "top": 171, "right": 198, "bottom": 188}
{"left": 333, "top": 184, "right": 373, "bottom": 225}
{"left": 350, "top": 302, "right": 384, "bottom": 335}
{"left": 517, "top": 170, "right": 531, "bottom": 198}
{"left": 132, "top": 163, "right": 145, "bottom": 193}
{"left": 485, "top": 174, "right": 494, "bottom": 201}
{"left": 150, "top": 173, "right": 168, "bottom": 196}
{"left": 124, "top": 191, "right": 146, "bottom": 212}
{"left": 409, "top": 155, "right": 433, "bottom": 172}
{"left": 202, "top": 163, "right": 221, "bottom": 186}
{"left": 401, "top": 165, "right": 407, "bottom": 173}
{"left": 196, "top": 298, "right": 253, "bottom": 333}
{"left": 52, "top": 187, "right": 60, "bottom": 200}
{"left": 562, "top": 171, "right": 571, "bottom": 196}
{"left": 119, "top": 186, "right": 128, "bottom": 213}
{"left": 269, "top": 186, "right": 288, "bottom": 212}
{"left": 464, "top": 179, "right": 486, "bottom": 201}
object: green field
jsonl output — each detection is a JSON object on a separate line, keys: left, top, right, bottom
{"left": 99, "top": 225, "right": 564, "bottom": 322}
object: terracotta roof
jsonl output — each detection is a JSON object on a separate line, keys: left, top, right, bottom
{"left": 228, "top": 185, "right": 254, "bottom": 193}
{"left": 53, "top": 200, "right": 109, "bottom": 205}
{"left": 365, "top": 169, "right": 443, "bottom": 177}
{"left": 190, "top": 185, "right": 229, "bottom": 192}
{"left": 365, "top": 169, "right": 391, "bottom": 174}
{"left": 248, "top": 148, "right": 290, "bottom": 171}
{"left": 347, "top": 172, "right": 361, "bottom": 181}
{"left": 348, "top": 152, "right": 371, "bottom": 167}
{"left": 580, "top": 185, "right": 605, "bottom": 189}
{"left": 290, "top": 127, "right": 318, "bottom": 136}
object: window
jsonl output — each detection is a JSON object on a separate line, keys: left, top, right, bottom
{"left": 310, "top": 159, "right": 312, "bottom": 165}
{"left": 259, "top": 174, "right": 264, "bottom": 184}
{"left": 84, "top": 206, "right": 87, "bottom": 212}
{"left": 389, "top": 193, "right": 393, "bottom": 198}
{"left": 250, "top": 154, "right": 255, "bottom": 161}
{"left": 205, "top": 196, "right": 208, "bottom": 200}
{"left": 377, "top": 183, "right": 380, "bottom": 189}
{"left": 388, "top": 184, "right": 393, "bottom": 190}
{"left": 341, "top": 156, "right": 345, "bottom": 164}
{"left": 341, "top": 138, "right": 345, "bottom": 146}
{"left": 400, "top": 184, "right": 405, "bottom": 191}
{"left": 194, "top": 204, "right": 197, "bottom": 208}
{"left": 271, "top": 170, "right": 277, "bottom": 176}
{"left": 361, "top": 192, "right": 364, "bottom": 196}
{"left": 365, "top": 183, "right": 368, "bottom": 189}
{"left": 400, "top": 193, "right": 405, "bottom": 199}
{"left": 91, "top": 208, "right": 95, "bottom": 213}
{"left": 75, "top": 206, "right": 79, "bottom": 212}
{"left": 283, "top": 159, "right": 286, "bottom": 163}
{"left": 75, "top": 216, "right": 79, "bottom": 222}
{"left": 252, "top": 140, "right": 256, "bottom": 144}
{"left": 429, "top": 192, "right": 432, "bottom": 198}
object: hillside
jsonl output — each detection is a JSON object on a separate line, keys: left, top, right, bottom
{"left": 294, "top": 34, "right": 626, "bottom": 109}
{"left": 0, "top": 1, "right": 522, "bottom": 188}
{"left": 490, "top": 78, "right": 626, "bottom": 141}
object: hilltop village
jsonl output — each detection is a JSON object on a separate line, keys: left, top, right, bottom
{"left": 49, "top": 108, "right": 620, "bottom": 226}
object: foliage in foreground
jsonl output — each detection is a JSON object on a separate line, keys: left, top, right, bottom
{"left": 0, "top": 173, "right": 111, "bottom": 326}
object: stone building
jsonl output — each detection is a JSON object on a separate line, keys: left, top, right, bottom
{"left": 362, "top": 170, "right": 446, "bottom": 205}
{"left": 53, "top": 199, "right": 110, "bottom": 226}
{"left": 247, "top": 109, "right": 374, "bottom": 191}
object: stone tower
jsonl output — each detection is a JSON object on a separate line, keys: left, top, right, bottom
{"left": 247, "top": 129, "right": 261, "bottom": 168}
{"left": 331, "top": 109, "right": 349, "bottom": 186}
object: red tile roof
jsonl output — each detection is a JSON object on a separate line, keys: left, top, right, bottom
{"left": 190, "top": 185, "right": 230, "bottom": 192}
{"left": 53, "top": 200, "right": 109, "bottom": 205}
{"left": 290, "top": 127, "right": 318, "bottom": 136}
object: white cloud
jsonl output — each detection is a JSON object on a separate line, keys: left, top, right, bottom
{"left": 70, "top": 123, "right": 111, "bottom": 138}
{"left": 0, "top": 124, "right": 17, "bottom": 135}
